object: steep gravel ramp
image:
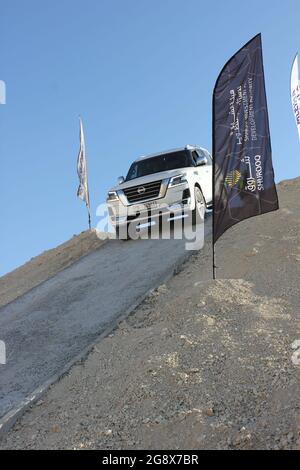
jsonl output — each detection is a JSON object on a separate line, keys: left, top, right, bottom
{"left": 0, "top": 226, "right": 208, "bottom": 423}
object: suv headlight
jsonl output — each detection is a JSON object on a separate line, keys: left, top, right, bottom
{"left": 107, "top": 191, "right": 119, "bottom": 201}
{"left": 168, "top": 174, "right": 187, "bottom": 187}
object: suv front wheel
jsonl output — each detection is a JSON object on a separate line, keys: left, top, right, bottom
{"left": 192, "top": 186, "right": 206, "bottom": 225}
{"left": 116, "top": 221, "right": 129, "bottom": 240}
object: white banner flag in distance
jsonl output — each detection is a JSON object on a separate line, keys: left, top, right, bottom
{"left": 291, "top": 54, "right": 300, "bottom": 140}
{"left": 77, "top": 117, "right": 91, "bottom": 228}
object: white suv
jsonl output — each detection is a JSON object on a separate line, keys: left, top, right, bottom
{"left": 106, "top": 145, "right": 212, "bottom": 236}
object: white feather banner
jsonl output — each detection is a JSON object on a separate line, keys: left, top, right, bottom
{"left": 291, "top": 54, "right": 300, "bottom": 140}
{"left": 77, "top": 118, "right": 91, "bottom": 228}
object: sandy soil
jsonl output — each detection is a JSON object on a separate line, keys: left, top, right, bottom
{"left": 0, "top": 229, "right": 106, "bottom": 308}
{"left": 0, "top": 177, "right": 299, "bottom": 449}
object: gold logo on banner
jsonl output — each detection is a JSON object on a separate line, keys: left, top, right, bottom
{"left": 224, "top": 170, "right": 242, "bottom": 188}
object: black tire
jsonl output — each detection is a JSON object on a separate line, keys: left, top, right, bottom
{"left": 115, "top": 222, "right": 129, "bottom": 240}
{"left": 192, "top": 186, "right": 206, "bottom": 225}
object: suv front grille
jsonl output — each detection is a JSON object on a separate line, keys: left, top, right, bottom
{"left": 123, "top": 180, "right": 162, "bottom": 203}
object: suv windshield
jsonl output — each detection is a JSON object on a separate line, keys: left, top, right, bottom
{"left": 126, "top": 150, "right": 192, "bottom": 181}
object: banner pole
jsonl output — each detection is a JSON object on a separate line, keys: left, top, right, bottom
{"left": 213, "top": 243, "right": 216, "bottom": 280}
{"left": 212, "top": 75, "right": 216, "bottom": 280}
{"left": 88, "top": 210, "right": 91, "bottom": 230}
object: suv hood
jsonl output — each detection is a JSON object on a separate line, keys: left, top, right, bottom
{"left": 110, "top": 168, "right": 188, "bottom": 192}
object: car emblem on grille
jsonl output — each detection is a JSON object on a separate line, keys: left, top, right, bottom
{"left": 137, "top": 186, "right": 146, "bottom": 194}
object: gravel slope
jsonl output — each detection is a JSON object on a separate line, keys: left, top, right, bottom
{"left": 0, "top": 177, "right": 299, "bottom": 450}
{"left": 0, "top": 229, "right": 106, "bottom": 309}
{"left": 0, "top": 232, "right": 203, "bottom": 421}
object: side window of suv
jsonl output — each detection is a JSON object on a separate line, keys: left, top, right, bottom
{"left": 191, "top": 151, "right": 198, "bottom": 166}
{"left": 205, "top": 151, "right": 213, "bottom": 166}
{"left": 197, "top": 149, "right": 212, "bottom": 166}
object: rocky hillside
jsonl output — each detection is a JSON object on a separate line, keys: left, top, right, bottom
{"left": 0, "top": 229, "right": 106, "bottom": 308}
{"left": 0, "top": 177, "right": 299, "bottom": 449}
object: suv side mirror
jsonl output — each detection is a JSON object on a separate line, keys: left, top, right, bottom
{"left": 196, "top": 156, "right": 207, "bottom": 166}
{"left": 117, "top": 176, "right": 125, "bottom": 184}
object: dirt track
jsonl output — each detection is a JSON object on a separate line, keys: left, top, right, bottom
{"left": 0, "top": 177, "right": 299, "bottom": 449}
{"left": 0, "top": 229, "right": 106, "bottom": 309}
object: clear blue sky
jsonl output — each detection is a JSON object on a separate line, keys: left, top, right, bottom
{"left": 1, "top": 0, "right": 299, "bottom": 275}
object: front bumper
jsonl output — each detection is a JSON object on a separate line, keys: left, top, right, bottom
{"left": 107, "top": 183, "right": 191, "bottom": 227}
